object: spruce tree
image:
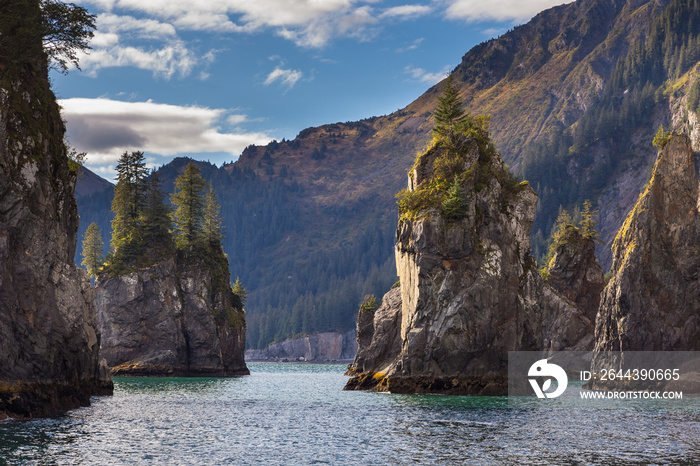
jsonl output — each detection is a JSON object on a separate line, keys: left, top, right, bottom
{"left": 81, "top": 222, "right": 103, "bottom": 278}
{"left": 140, "top": 170, "right": 173, "bottom": 255}
{"left": 579, "top": 199, "right": 601, "bottom": 242}
{"left": 433, "top": 75, "right": 467, "bottom": 139}
{"left": 110, "top": 150, "right": 148, "bottom": 255}
{"left": 231, "top": 277, "right": 247, "bottom": 307}
{"left": 203, "top": 183, "right": 224, "bottom": 246}
{"left": 171, "top": 162, "right": 207, "bottom": 249}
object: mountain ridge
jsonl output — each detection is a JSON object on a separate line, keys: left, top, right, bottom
{"left": 76, "top": 0, "right": 700, "bottom": 348}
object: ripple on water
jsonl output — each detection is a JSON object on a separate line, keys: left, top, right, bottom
{"left": 1, "top": 363, "right": 699, "bottom": 465}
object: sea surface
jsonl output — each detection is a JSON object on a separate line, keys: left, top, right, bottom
{"left": 1, "top": 363, "right": 699, "bottom": 465}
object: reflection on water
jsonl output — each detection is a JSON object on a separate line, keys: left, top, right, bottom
{"left": 1, "top": 363, "right": 700, "bottom": 464}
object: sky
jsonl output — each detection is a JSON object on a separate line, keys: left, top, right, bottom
{"left": 51, "top": 0, "right": 574, "bottom": 180}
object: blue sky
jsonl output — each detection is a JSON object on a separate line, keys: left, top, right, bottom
{"left": 51, "top": 0, "right": 573, "bottom": 180}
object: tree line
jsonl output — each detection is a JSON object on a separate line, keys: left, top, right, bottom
{"left": 81, "top": 152, "right": 228, "bottom": 277}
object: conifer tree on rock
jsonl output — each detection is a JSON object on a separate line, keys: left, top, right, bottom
{"left": 140, "top": 170, "right": 173, "bottom": 258}
{"left": 203, "top": 184, "right": 224, "bottom": 247}
{"left": 171, "top": 162, "right": 207, "bottom": 249}
{"left": 81, "top": 222, "right": 104, "bottom": 278}
{"left": 110, "top": 151, "right": 148, "bottom": 261}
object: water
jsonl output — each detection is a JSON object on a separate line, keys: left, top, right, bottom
{"left": 1, "top": 363, "right": 700, "bottom": 464}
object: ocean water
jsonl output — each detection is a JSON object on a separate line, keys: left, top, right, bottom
{"left": 1, "top": 363, "right": 699, "bottom": 465}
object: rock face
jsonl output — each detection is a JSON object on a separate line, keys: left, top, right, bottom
{"left": 0, "top": 1, "right": 112, "bottom": 419}
{"left": 245, "top": 330, "right": 357, "bottom": 361}
{"left": 594, "top": 134, "right": 700, "bottom": 352}
{"left": 96, "top": 255, "right": 248, "bottom": 376}
{"left": 346, "top": 136, "right": 545, "bottom": 395}
{"left": 542, "top": 230, "right": 605, "bottom": 351}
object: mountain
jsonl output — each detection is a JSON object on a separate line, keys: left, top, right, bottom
{"left": 76, "top": 0, "right": 700, "bottom": 349}
{"left": 75, "top": 167, "right": 114, "bottom": 263}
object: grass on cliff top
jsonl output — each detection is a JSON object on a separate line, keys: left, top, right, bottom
{"left": 397, "top": 116, "right": 528, "bottom": 223}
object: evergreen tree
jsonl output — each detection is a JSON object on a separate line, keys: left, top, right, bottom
{"left": 203, "top": 184, "right": 224, "bottom": 246}
{"left": 171, "top": 162, "right": 207, "bottom": 249}
{"left": 110, "top": 151, "right": 148, "bottom": 255}
{"left": 140, "top": 170, "right": 173, "bottom": 254}
{"left": 441, "top": 176, "right": 467, "bottom": 219}
{"left": 231, "top": 277, "right": 247, "bottom": 307}
{"left": 81, "top": 222, "right": 103, "bottom": 278}
{"left": 433, "top": 75, "right": 468, "bottom": 139}
{"left": 579, "top": 199, "right": 601, "bottom": 242}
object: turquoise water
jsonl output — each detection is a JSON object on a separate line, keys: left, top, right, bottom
{"left": 1, "top": 363, "right": 700, "bottom": 464}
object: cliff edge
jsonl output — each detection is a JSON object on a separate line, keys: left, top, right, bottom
{"left": 594, "top": 134, "right": 700, "bottom": 352}
{"left": 0, "top": 0, "right": 112, "bottom": 419}
{"left": 346, "top": 125, "right": 545, "bottom": 395}
{"left": 96, "top": 251, "right": 249, "bottom": 376}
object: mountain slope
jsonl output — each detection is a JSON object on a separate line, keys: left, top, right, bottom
{"left": 77, "top": 0, "right": 700, "bottom": 348}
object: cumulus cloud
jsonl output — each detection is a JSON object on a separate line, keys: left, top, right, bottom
{"left": 79, "top": 41, "right": 199, "bottom": 78}
{"left": 404, "top": 65, "right": 451, "bottom": 84}
{"left": 443, "top": 0, "right": 573, "bottom": 22}
{"left": 264, "top": 67, "right": 303, "bottom": 89}
{"left": 59, "top": 98, "right": 272, "bottom": 167}
{"left": 75, "top": 13, "right": 213, "bottom": 78}
{"left": 81, "top": 1, "right": 434, "bottom": 48}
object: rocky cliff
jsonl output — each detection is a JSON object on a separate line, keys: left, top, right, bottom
{"left": 346, "top": 133, "right": 545, "bottom": 395}
{"left": 245, "top": 330, "right": 357, "bottom": 362}
{"left": 542, "top": 229, "right": 605, "bottom": 352}
{"left": 0, "top": 0, "right": 112, "bottom": 419}
{"left": 96, "top": 253, "right": 248, "bottom": 376}
{"left": 594, "top": 134, "right": 700, "bottom": 352}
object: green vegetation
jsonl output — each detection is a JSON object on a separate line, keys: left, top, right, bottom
{"left": 359, "top": 294, "right": 378, "bottom": 313}
{"left": 171, "top": 162, "right": 208, "bottom": 249}
{"left": 540, "top": 200, "right": 601, "bottom": 279}
{"left": 652, "top": 125, "right": 672, "bottom": 148}
{"left": 433, "top": 76, "right": 468, "bottom": 140}
{"left": 102, "top": 157, "right": 228, "bottom": 275}
{"left": 398, "top": 80, "right": 522, "bottom": 223}
{"left": 441, "top": 176, "right": 468, "bottom": 220}
{"left": 231, "top": 277, "right": 247, "bottom": 307}
{"left": 108, "top": 151, "right": 149, "bottom": 267}
{"left": 40, "top": 0, "right": 96, "bottom": 72}
{"left": 518, "top": 0, "right": 700, "bottom": 263}
{"left": 80, "top": 222, "right": 103, "bottom": 278}
{"left": 203, "top": 184, "right": 224, "bottom": 246}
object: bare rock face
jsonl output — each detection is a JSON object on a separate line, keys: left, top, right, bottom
{"left": 245, "top": 330, "right": 358, "bottom": 361}
{"left": 96, "top": 255, "right": 248, "bottom": 376}
{"left": 542, "top": 230, "right": 605, "bottom": 351}
{"left": 345, "top": 287, "right": 403, "bottom": 382}
{"left": 346, "top": 137, "right": 545, "bottom": 395}
{"left": 594, "top": 134, "right": 700, "bottom": 352}
{"left": 0, "top": 1, "right": 112, "bottom": 419}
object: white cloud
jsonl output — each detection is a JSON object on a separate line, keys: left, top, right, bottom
{"left": 59, "top": 98, "right": 272, "bottom": 167}
{"left": 79, "top": 41, "right": 199, "bottom": 79}
{"left": 380, "top": 5, "right": 431, "bottom": 19}
{"left": 264, "top": 67, "right": 303, "bottom": 89}
{"left": 81, "top": 1, "right": 433, "bottom": 48}
{"left": 443, "top": 0, "right": 573, "bottom": 22}
{"left": 397, "top": 37, "right": 424, "bottom": 53}
{"left": 404, "top": 65, "right": 451, "bottom": 84}
{"left": 97, "top": 13, "right": 177, "bottom": 39}
{"left": 75, "top": 13, "right": 214, "bottom": 78}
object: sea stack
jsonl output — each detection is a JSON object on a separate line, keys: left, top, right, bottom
{"left": 95, "top": 252, "right": 249, "bottom": 376}
{"left": 0, "top": 0, "right": 112, "bottom": 419}
{"left": 346, "top": 120, "right": 544, "bottom": 395}
{"left": 594, "top": 134, "right": 700, "bottom": 351}
{"left": 542, "top": 228, "right": 605, "bottom": 352}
